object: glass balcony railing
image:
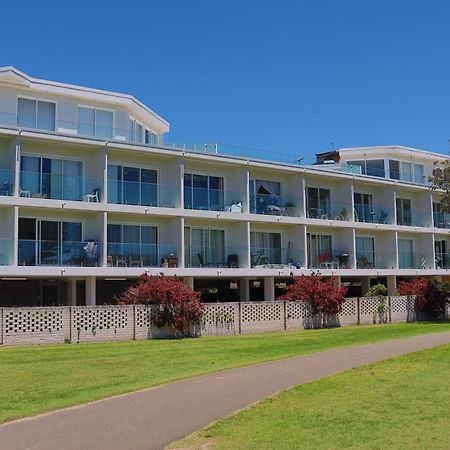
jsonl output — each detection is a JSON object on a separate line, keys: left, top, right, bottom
{"left": 433, "top": 212, "right": 450, "bottom": 229}
{"left": 341, "top": 164, "right": 428, "bottom": 185}
{"left": 250, "top": 247, "right": 303, "bottom": 268}
{"left": 396, "top": 209, "right": 432, "bottom": 227}
{"left": 356, "top": 251, "right": 397, "bottom": 269}
{"left": 354, "top": 204, "right": 393, "bottom": 224}
{"left": 0, "top": 238, "right": 13, "bottom": 265}
{"left": 20, "top": 171, "right": 102, "bottom": 202}
{"left": 18, "top": 240, "right": 102, "bottom": 266}
{"left": 184, "top": 187, "right": 243, "bottom": 212}
{"left": 435, "top": 253, "right": 450, "bottom": 269}
{"left": 108, "top": 180, "right": 179, "bottom": 208}
{"left": 306, "top": 201, "right": 353, "bottom": 221}
{"left": 308, "top": 250, "right": 352, "bottom": 269}
{"left": 0, "top": 169, "right": 14, "bottom": 196}
{"left": 185, "top": 246, "right": 246, "bottom": 268}
{"left": 398, "top": 253, "right": 434, "bottom": 269}
{"left": 250, "top": 194, "right": 303, "bottom": 217}
{"left": 107, "top": 243, "right": 179, "bottom": 268}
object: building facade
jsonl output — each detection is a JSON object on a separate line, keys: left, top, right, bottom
{"left": 0, "top": 66, "right": 448, "bottom": 306}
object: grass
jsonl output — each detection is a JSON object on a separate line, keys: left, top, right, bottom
{"left": 0, "top": 322, "right": 449, "bottom": 424}
{"left": 174, "top": 344, "right": 450, "bottom": 449}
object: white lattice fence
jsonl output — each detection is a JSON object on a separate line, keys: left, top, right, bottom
{"left": 72, "top": 306, "right": 134, "bottom": 343}
{"left": 390, "top": 295, "right": 415, "bottom": 322}
{"left": 134, "top": 305, "right": 159, "bottom": 340}
{"left": 1, "top": 307, "right": 70, "bottom": 346}
{"left": 359, "top": 296, "right": 385, "bottom": 324}
{"left": 202, "top": 303, "right": 238, "bottom": 336}
{"left": 337, "top": 298, "right": 359, "bottom": 326}
{"left": 241, "top": 302, "right": 284, "bottom": 333}
{"left": 285, "top": 301, "right": 312, "bottom": 330}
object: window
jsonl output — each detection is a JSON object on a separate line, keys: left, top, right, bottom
{"left": 356, "top": 237, "right": 375, "bottom": 268}
{"left": 398, "top": 239, "right": 414, "bottom": 268}
{"left": 413, "top": 164, "right": 424, "bottom": 184}
{"left": 129, "top": 118, "right": 158, "bottom": 145}
{"left": 20, "top": 156, "right": 82, "bottom": 200}
{"left": 18, "top": 218, "right": 83, "bottom": 266}
{"left": 185, "top": 228, "right": 225, "bottom": 267}
{"left": 347, "top": 160, "right": 385, "bottom": 178}
{"left": 435, "top": 240, "right": 447, "bottom": 269}
{"left": 354, "top": 193, "right": 373, "bottom": 222}
{"left": 306, "top": 187, "right": 330, "bottom": 218}
{"left": 108, "top": 165, "right": 157, "bottom": 206}
{"left": 307, "top": 234, "right": 332, "bottom": 268}
{"left": 396, "top": 198, "right": 412, "bottom": 226}
{"left": 107, "top": 224, "right": 158, "bottom": 266}
{"left": 17, "top": 98, "right": 55, "bottom": 131}
{"left": 249, "top": 179, "right": 282, "bottom": 214}
{"left": 401, "top": 162, "right": 412, "bottom": 182}
{"left": 389, "top": 160, "right": 400, "bottom": 180}
{"left": 251, "top": 232, "right": 282, "bottom": 265}
{"left": 145, "top": 129, "right": 159, "bottom": 145}
{"left": 78, "top": 107, "right": 113, "bottom": 138}
{"left": 184, "top": 173, "right": 224, "bottom": 211}
{"left": 432, "top": 202, "right": 449, "bottom": 228}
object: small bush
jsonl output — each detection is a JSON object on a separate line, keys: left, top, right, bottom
{"left": 118, "top": 274, "right": 204, "bottom": 335}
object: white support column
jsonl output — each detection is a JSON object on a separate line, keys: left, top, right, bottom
{"left": 102, "top": 144, "right": 108, "bottom": 203}
{"left": 179, "top": 157, "right": 184, "bottom": 209}
{"left": 264, "top": 276, "right": 275, "bottom": 302}
{"left": 300, "top": 173, "right": 306, "bottom": 218}
{"left": 243, "top": 166, "right": 250, "bottom": 213}
{"left": 85, "top": 276, "right": 96, "bottom": 305}
{"left": 239, "top": 277, "right": 250, "bottom": 302}
{"left": 12, "top": 206, "right": 18, "bottom": 266}
{"left": 14, "top": 135, "right": 20, "bottom": 197}
{"left": 102, "top": 212, "right": 108, "bottom": 267}
{"left": 386, "top": 275, "right": 396, "bottom": 296}
{"left": 184, "top": 276, "right": 194, "bottom": 290}
{"left": 68, "top": 279, "right": 77, "bottom": 306}
{"left": 179, "top": 217, "right": 185, "bottom": 268}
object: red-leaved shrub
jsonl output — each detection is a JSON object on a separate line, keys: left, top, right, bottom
{"left": 398, "top": 277, "right": 449, "bottom": 319}
{"left": 118, "top": 274, "right": 204, "bottom": 335}
{"left": 278, "top": 273, "right": 347, "bottom": 326}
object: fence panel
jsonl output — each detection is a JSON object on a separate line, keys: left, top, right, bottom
{"left": 241, "top": 302, "right": 284, "bottom": 333}
{"left": 201, "top": 303, "right": 238, "bottom": 336}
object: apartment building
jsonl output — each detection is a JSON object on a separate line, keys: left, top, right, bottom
{"left": 0, "top": 66, "right": 448, "bottom": 306}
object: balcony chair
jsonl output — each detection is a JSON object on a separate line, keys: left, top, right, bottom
{"left": 128, "top": 256, "right": 143, "bottom": 267}
{"left": 84, "top": 188, "right": 100, "bottom": 203}
{"left": 196, "top": 253, "right": 205, "bottom": 267}
{"left": 224, "top": 201, "right": 242, "bottom": 213}
{"left": 20, "top": 188, "right": 31, "bottom": 198}
{"left": 227, "top": 254, "right": 239, "bottom": 268}
{"left": 357, "top": 256, "right": 374, "bottom": 269}
{"left": 308, "top": 208, "right": 328, "bottom": 219}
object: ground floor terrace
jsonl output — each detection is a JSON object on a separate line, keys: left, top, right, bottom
{"left": 1, "top": 274, "right": 450, "bottom": 307}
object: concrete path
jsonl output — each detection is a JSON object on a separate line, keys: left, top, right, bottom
{"left": 2, "top": 331, "right": 450, "bottom": 450}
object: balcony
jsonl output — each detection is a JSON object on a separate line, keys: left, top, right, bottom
{"left": 354, "top": 204, "right": 393, "bottom": 224}
{"left": 108, "top": 180, "right": 178, "bottom": 208}
{"left": 20, "top": 171, "right": 102, "bottom": 202}
{"left": 251, "top": 247, "right": 303, "bottom": 268}
{"left": 433, "top": 212, "right": 450, "bottom": 229}
{"left": 396, "top": 209, "right": 432, "bottom": 227}
{"left": 185, "top": 246, "right": 246, "bottom": 268}
{"left": 398, "top": 252, "right": 434, "bottom": 269}
{"left": 18, "top": 240, "right": 102, "bottom": 266}
{"left": 107, "top": 243, "right": 179, "bottom": 268}
{"left": 250, "top": 194, "right": 302, "bottom": 217}
{"left": 356, "top": 251, "right": 396, "bottom": 269}
{"left": 0, "top": 238, "right": 13, "bottom": 265}
{"left": 435, "top": 253, "right": 450, "bottom": 269}
{"left": 184, "top": 187, "right": 243, "bottom": 213}
{"left": 306, "top": 201, "right": 353, "bottom": 221}
{"left": 308, "top": 250, "right": 352, "bottom": 269}
{"left": 0, "top": 169, "right": 14, "bottom": 196}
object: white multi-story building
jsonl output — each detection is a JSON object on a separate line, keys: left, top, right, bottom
{"left": 0, "top": 66, "right": 448, "bottom": 306}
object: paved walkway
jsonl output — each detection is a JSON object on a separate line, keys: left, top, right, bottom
{"left": 2, "top": 331, "right": 450, "bottom": 450}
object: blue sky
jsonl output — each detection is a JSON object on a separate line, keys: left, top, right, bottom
{"left": 3, "top": 0, "right": 450, "bottom": 159}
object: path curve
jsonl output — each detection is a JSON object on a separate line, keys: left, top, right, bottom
{"left": 2, "top": 331, "right": 450, "bottom": 450}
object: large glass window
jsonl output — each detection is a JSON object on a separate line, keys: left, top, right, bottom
{"left": 17, "top": 98, "right": 55, "bottom": 131}
{"left": 184, "top": 173, "right": 224, "bottom": 211}
{"left": 307, "top": 234, "right": 332, "bottom": 268}
{"left": 107, "top": 224, "right": 158, "bottom": 266}
{"left": 250, "top": 232, "right": 282, "bottom": 265}
{"left": 356, "top": 236, "right": 375, "bottom": 268}
{"left": 396, "top": 198, "right": 412, "bottom": 226}
{"left": 249, "top": 179, "right": 282, "bottom": 214}
{"left": 78, "top": 107, "right": 113, "bottom": 138}
{"left": 347, "top": 160, "right": 385, "bottom": 178}
{"left": 398, "top": 238, "right": 414, "bottom": 268}
{"left": 185, "top": 228, "right": 225, "bottom": 267}
{"left": 306, "top": 187, "right": 330, "bottom": 218}
{"left": 389, "top": 160, "right": 400, "bottom": 180}
{"left": 20, "top": 156, "right": 82, "bottom": 200}
{"left": 354, "top": 193, "right": 373, "bottom": 222}
{"left": 108, "top": 165, "right": 157, "bottom": 206}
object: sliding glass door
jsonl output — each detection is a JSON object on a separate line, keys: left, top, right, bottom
{"left": 307, "top": 234, "right": 332, "bottom": 268}
{"left": 185, "top": 228, "right": 225, "bottom": 267}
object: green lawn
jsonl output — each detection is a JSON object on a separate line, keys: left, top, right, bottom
{"left": 174, "top": 343, "right": 450, "bottom": 450}
{"left": 1, "top": 322, "right": 449, "bottom": 424}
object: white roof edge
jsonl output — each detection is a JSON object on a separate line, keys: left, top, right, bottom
{"left": 337, "top": 144, "right": 448, "bottom": 160}
{"left": 0, "top": 66, "right": 170, "bottom": 128}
